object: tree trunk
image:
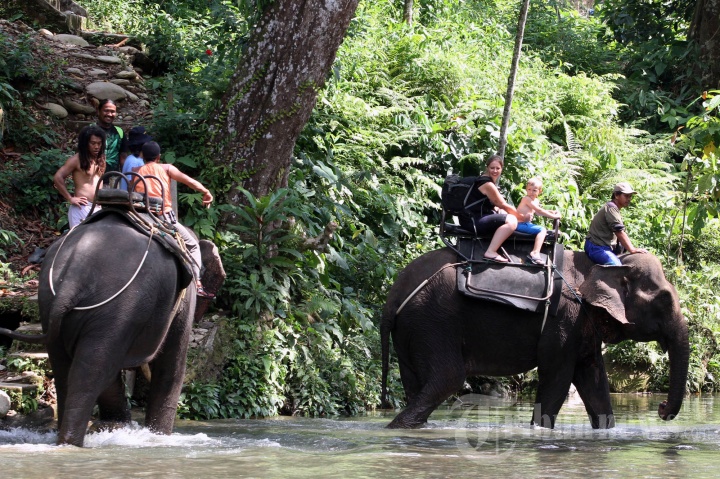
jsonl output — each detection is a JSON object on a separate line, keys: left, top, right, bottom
{"left": 497, "top": 0, "right": 530, "bottom": 158}
{"left": 689, "top": 0, "right": 720, "bottom": 88}
{"left": 404, "top": 0, "right": 414, "bottom": 24}
{"left": 210, "top": 0, "right": 360, "bottom": 218}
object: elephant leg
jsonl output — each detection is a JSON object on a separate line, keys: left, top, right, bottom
{"left": 572, "top": 356, "right": 615, "bottom": 429}
{"left": 387, "top": 351, "right": 466, "bottom": 429}
{"left": 533, "top": 361, "right": 575, "bottom": 429}
{"left": 397, "top": 354, "right": 422, "bottom": 406}
{"left": 144, "top": 305, "right": 193, "bottom": 434}
{"left": 57, "top": 363, "right": 116, "bottom": 446}
{"left": 96, "top": 372, "right": 131, "bottom": 423}
{"left": 47, "top": 344, "right": 71, "bottom": 432}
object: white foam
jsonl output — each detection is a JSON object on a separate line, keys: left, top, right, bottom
{"left": 83, "top": 422, "right": 218, "bottom": 448}
{"left": 0, "top": 427, "right": 57, "bottom": 448}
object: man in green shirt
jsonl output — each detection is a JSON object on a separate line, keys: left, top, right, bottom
{"left": 584, "top": 182, "right": 648, "bottom": 265}
{"left": 94, "top": 98, "right": 128, "bottom": 175}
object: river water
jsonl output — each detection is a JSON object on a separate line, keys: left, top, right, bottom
{"left": 2, "top": 393, "right": 720, "bottom": 478}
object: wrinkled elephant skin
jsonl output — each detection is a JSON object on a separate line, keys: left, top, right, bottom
{"left": 3, "top": 214, "right": 212, "bottom": 446}
{"left": 380, "top": 248, "right": 688, "bottom": 429}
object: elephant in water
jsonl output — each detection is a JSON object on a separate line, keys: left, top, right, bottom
{"left": 0, "top": 212, "right": 223, "bottom": 446}
{"left": 380, "top": 248, "right": 688, "bottom": 429}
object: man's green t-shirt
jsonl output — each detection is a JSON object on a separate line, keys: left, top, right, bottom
{"left": 95, "top": 124, "right": 127, "bottom": 171}
{"left": 586, "top": 201, "right": 625, "bottom": 247}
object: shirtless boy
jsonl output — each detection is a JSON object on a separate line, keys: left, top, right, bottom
{"left": 516, "top": 177, "right": 561, "bottom": 264}
{"left": 53, "top": 125, "right": 107, "bottom": 228}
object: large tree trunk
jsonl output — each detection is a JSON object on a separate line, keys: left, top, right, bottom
{"left": 403, "top": 0, "right": 414, "bottom": 24}
{"left": 689, "top": 0, "right": 720, "bottom": 88}
{"left": 210, "top": 0, "right": 359, "bottom": 217}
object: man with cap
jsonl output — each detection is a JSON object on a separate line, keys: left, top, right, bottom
{"left": 120, "top": 126, "right": 152, "bottom": 190}
{"left": 135, "top": 141, "right": 215, "bottom": 298}
{"left": 584, "top": 182, "right": 648, "bottom": 265}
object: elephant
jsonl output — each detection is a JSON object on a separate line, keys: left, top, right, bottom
{"left": 380, "top": 247, "right": 689, "bottom": 429}
{"left": 0, "top": 211, "right": 222, "bottom": 446}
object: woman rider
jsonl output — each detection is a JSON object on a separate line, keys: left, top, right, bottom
{"left": 458, "top": 154, "right": 524, "bottom": 263}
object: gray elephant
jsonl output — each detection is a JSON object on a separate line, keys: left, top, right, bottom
{"left": 0, "top": 212, "right": 222, "bottom": 446}
{"left": 380, "top": 248, "right": 688, "bottom": 429}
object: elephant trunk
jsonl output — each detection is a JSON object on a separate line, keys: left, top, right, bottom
{"left": 658, "top": 317, "right": 689, "bottom": 421}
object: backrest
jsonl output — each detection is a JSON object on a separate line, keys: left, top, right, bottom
{"left": 441, "top": 175, "right": 477, "bottom": 214}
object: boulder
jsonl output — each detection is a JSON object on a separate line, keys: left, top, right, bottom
{"left": 96, "top": 55, "right": 122, "bottom": 65}
{"left": 86, "top": 81, "right": 127, "bottom": 101}
{"left": 66, "top": 67, "right": 83, "bottom": 76}
{"left": 115, "top": 70, "right": 139, "bottom": 80}
{"left": 0, "top": 390, "right": 10, "bottom": 417}
{"left": 40, "top": 102, "right": 69, "bottom": 118}
{"left": 52, "top": 34, "right": 89, "bottom": 47}
{"left": 63, "top": 98, "right": 95, "bottom": 115}
{"left": 88, "top": 68, "right": 108, "bottom": 77}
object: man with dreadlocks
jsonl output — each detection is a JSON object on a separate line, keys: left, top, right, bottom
{"left": 53, "top": 125, "right": 107, "bottom": 228}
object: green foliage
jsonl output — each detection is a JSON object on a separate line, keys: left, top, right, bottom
{"left": 672, "top": 91, "right": 720, "bottom": 238}
{"left": 0, "top": 228, "right": 21, "bottom": 260}
{"left": 0, "top": 149, "right": 70, "bottom": 226}
{"left": 524, "top": 3, "right": 618, "bottom": 75}
{"left": 0, "top": 29, "right": 64, "bottom": 148}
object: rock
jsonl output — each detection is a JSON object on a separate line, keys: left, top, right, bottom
{"left": 2, "top": 405, "right": 55, "bottom": 430}
{"left": 86, "top": 81, "right": 128, "bottom": 101}
{"left": 115, "top": 70, "right": 139, "bottom": 80}
{"left": 110, "top": 79, "right": 131, "bottom": 86}
{"left": 124, "top": 90, "right": 139, "bottom": 102}
{"left": 63, "top": 98, "right": 96, "bottom": 115}
{"left": 118, "top": 46, "right": 140, "bottom": 55}
{"left": 40, "top": 102, "right": 69, "bottom": 118}
{"left": 76, "top": 114, "right": 86, "bottom": 120}
{"left": 89, "top": 68, "right": 108, "bottom": 77}
{"left": 72, "top": 52, "right": 97, "bottom": 61}
{"left": 53, "top": 34, "right": 90, "bottom": 47}
{"left": 194, "top": 240, "right": 227, "bottom": 322}
{"left": 39, "top": 29, "right": 54, "bottom": 38}
{"left": 66, "top": 67, "right": 83, "bottom": 76}
{"left": 64, "top": 80, "right": 84, "bottom": 92}
{"left": 0, "top": 390, "right": 10, "bottom": 417}
{"left": 96, "top": 55, "right": 122, "bottom": 65}
{"left": 122, "top": 115, "right": 134, "bottom": 122}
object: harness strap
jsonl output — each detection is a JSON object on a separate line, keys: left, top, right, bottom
{"left": 396, "top": 262, "right": 466, "bottom": 315}
{"left": 49, "top": 226, "right": 156, "bottom": 311}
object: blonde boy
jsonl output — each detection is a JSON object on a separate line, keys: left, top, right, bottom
{"left": 516, "top": 177, "right": 561, "bottom": 264}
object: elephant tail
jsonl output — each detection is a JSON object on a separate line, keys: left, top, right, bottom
{"left": 380, "top": 298, "right": 397, "bottom": 409}
{"left": 0, "top": 327, "right": 49, "bottom": 344}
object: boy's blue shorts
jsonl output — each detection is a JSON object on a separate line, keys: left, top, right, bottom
{"left": 515, "top": 222, "right": 544, "bottom": 235}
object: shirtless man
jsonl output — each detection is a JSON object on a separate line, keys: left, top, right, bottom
{"left": 53, "top": 125, "right": 107, "bottom": 229}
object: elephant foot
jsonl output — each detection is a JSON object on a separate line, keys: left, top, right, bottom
{"left": 87, "top": 419, "right": 130, "bottom": 434}
{"left": 386, "top": 413, "right": 426, "bottom": 429}
{"left": 590, "top": 414, "right": 616, "bottom": 429}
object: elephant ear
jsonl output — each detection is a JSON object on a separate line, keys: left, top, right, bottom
{"left": 578, "top": 264, "right": 632, "bottom": 325}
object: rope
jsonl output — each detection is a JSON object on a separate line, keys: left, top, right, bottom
{"left": 50, "top": 226, "right": 156, "bottom": 311}
{"left": 396, "top": 262, "right": 466, "bottom": 315}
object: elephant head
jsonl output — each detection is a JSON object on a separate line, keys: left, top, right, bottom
{"left": 578, "top": 253, "right": 689, "bottom": 421}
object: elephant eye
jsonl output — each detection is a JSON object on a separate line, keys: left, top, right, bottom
{"left": 621, "top": 277, "right": 630, "bottom": 299}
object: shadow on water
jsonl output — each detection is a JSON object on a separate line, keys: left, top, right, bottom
{"left": 3, "top": 394, "right": 720, "bottom": 478}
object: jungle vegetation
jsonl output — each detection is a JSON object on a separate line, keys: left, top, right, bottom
{"left": 2, "top": 0, "right": 720, "bottom": 418}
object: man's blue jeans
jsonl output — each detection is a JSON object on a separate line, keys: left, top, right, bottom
{"left": 584, "top": 239, "right": 622, "bottom": 266}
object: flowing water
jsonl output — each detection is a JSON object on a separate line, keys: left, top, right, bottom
{"left": 3, "top": 394, "right": 720, "bottom": 478}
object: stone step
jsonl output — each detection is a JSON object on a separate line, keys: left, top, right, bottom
{"left": 15, "top": 323, "right": 43, "bottom": 333}
{"left": 8, "top": 352, "right": 48, "bottom": 360}
{"left": 0, "top": 382, "right": 38, "bottom": 394}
